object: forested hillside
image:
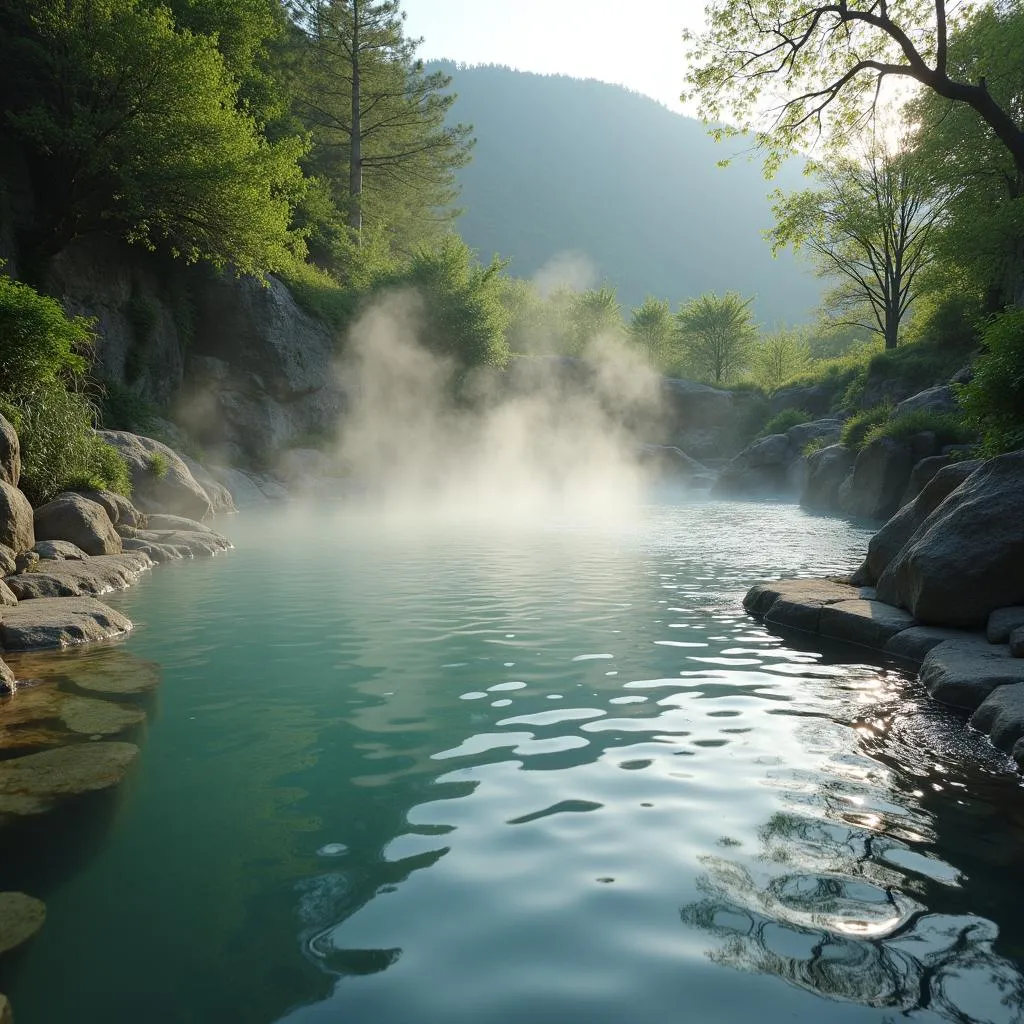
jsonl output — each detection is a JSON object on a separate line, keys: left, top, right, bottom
{"left": 432, "top": 62, "right": 822, "bottom": 325}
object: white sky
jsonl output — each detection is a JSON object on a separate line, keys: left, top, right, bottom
{"left": 401, "top": 0, "right": 708, "bottom": 112}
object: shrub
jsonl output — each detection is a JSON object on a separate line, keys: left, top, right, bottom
{"left": 840, "top": 406, "right": 891, "bottom": 451}
{"left": 147, "top": 452, "right": 169, "bottom": 478}
{"left": 863, "top": 409, "right": 976, "bottom": 449}
{"left": 0, "top": 272, "right": 91, "bottom": 397}
{"left": 803, "top": 436, "right": 829, "bottom": 456}
{"left": 1, "top": 382, "right": 131, "bottom": 504}
{"left": 957, "top": 310, "right": 1024, "bottom": 456}
{"left": 98, "top": 380, "right": 161, "bottom": 434}
{"left": 758, "top": 407, "right": 812, "bottom": 437}
{"left": 278, "top": 257, "right": 356, "bottom": 331}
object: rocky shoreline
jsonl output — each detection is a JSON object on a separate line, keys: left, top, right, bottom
{"left": 744, "top": 448, "right": 1024, "bottom": 769}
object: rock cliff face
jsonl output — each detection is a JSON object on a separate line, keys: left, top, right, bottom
{"left": 29, "top": 236, "right": 344, "bottom": 469}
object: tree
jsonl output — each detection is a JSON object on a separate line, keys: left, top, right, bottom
{"left": 0, "top": 0, "right": 305, "bottom": 275}
{"left": 629, "top": 296, "right": 673, "bottom": 368}
{"left": 769, "top": 146, "right": 942, "bottom": 350}
{"left": 289, "top": 0, "right": 473, "bottom": 242}
{"left": 567, "top": 286, "right": 623, "bottom": 352}
{"left": 675, "top": 292, "right": 756, "bottom": 385}
{"left": 907, "top": 4, "right": 1024, "bottom": 308}
{"left": 752, "top": 329, "right": 811, "bottom": 392}
{"left": 683, "top": 2, "right": 1024, "bottom": 179}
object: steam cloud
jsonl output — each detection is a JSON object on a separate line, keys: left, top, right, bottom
{"left": 329, "top": 287, "right": 667, "bottom": 528}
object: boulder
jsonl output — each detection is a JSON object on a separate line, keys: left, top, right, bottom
{"left": 817, "top": 599, "right": 916, "bottom": 649}
{"left": 134, "top": 529, "right": 230, "bottom": 558}
{"left": 785, "top": 418, "right": 843, "bottom": 452}
{"left": 180, "top": 455, "right": 236, "bottom": 515}
{"left": 0, "top": 414, "right": 19, "bottom": 488}
{"left": 33, "top": 494, "right": 121, "bottom": 556}
{"left": 919, "top": 637, "right": 1024, "bottom": 710}
{"left": 971, "top": 683, "right": 1024, "bottom": 752}
{"left": 13, "top": 550, "right": 38, "bottom": 573}
{"left": 894, "top": 385, "right": 959, "bottom": 419}
{"left": 144, "top": 513, "right": 219, "bottom": 535}
{"left": 768, "top": 384, "right": 833, "bottom": 418}
{"left": 0, "top": 546, "right": 14, "bottom": 576}
{"left": 32, "top": 539, "right": 88, "bottom": 561}
{"left": 96, "top": 430, "right": 213, "bottom": 520}
{"left": 883, "top": 626, "right": 981, "bottom": 665}
{"left": 0, "top": 597, "right": 133, "bottom": 651}
{"left": 987, "top": 607, "right": 1024, "bottom": 644}
{"left": 853, "top": 459, "right": 984, "bottom": 585}
{"left": 0, "top": 659, "right": 15, "bottom": 696}
{"left": 900, "top": 455, "right": 952, "bottom": 506}
{"left": 713, "top": 433, "right": 794, "bottom": 496}
{"left": 840, "top": 437, "right": 915, "bottom": 521}
{"left": 120, "top": 537, "right": 182, "bottom": 563}
{"left": 0, "top": 482, "right": 33, "bottom": 553}
{"left": 0, "top": 742, "right": 138, "bottom": 817}
{"left": 0, "top": 892, "right": 45, "bottom": 952}
{"left": 800, "top": 444, "right": 855, "bottom": 513}
{"left": 876, "top": 450, "right": 1024, "bottom": 626}
{"left": 72, "top": 489, "right": 142, "bottom": 528}
{"left": 1011, "top": 627, "right": 1024, "bottom": 658}
{"left": 5, "top": 552, "right": 151, "bottom": 600}
{"left": 0, "top": 582, "right": 16, "bottom": 608}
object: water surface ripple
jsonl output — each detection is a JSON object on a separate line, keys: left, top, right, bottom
{"left": 4, "top": 500, "right": 1024, "bottom": 1024}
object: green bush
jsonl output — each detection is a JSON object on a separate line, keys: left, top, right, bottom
{"left": 758, "top": 407, "right": 812, "bottom": 437}
{"left": 957, "top": 310, "right": 1024, "bottom": 455}
{"left": 278, "top": 258, "right": 356, "bottom": 331}
{"left": 147, "top": 452, "right": 169, "bottom": 478}
{"left": 98, "top": 380, "right": 161, "bottom": 434}
{"left": 1, "top": 382, "right": 131, "bottom": 505}
{"left": 0, "top": 272, "right": 91, "bottom": 397}
{"left": 863, "top": 409, "right": 976, "bottom": 449}
{"left": 840, "top": 406, "right": 891, "bottom": 451}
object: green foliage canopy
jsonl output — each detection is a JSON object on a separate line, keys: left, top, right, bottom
{"left": 630, "top": 297, "right": 674, "bottom": 368}
{"left": 675, "top": 292, "right": 756, "bottom": 385}
{"left": 0, "top": 0, "right": 306, "bottom": 274}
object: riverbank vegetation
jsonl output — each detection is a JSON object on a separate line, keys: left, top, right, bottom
{"left": 1, "top": 0, "right": 1023, "bottom": 470}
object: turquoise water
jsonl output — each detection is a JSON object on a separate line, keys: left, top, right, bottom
{"left": 3, "top": 499, "right": 1024, "bottom": 1024}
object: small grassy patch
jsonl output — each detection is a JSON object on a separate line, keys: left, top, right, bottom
{"left": 840, "top": 406, "right": 891, "bottom": 451}
{"left": 863, "top": 409, "right": 975, "bottom": 449}
{"left": 146, "top": 452, "right": 169, "bottom": 478}
{"left": 758, "top": 408, "right": 812, "bottom": 437}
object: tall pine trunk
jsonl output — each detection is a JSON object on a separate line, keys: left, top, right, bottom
{"left": 347, "top": 0, "right": 362, "bottom": 236}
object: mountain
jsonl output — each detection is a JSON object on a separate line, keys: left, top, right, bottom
{"left": 433, "top": 62, "right": 821, "bottom": 326}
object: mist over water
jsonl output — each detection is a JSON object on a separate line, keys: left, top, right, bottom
{"left": 331, "top": 291, "right": 666, "bottom": 527}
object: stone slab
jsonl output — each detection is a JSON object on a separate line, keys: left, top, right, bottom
{"left": 0, "top": 598, "right": 133, "bottom": 651}
{"left": 818, "top": 600, "right": 916, "bottom": 649}
{"left": 883, "top": 626, "right": 982, "bottom": 666}
{"left": 5, "top": 553, "right": 151, "bottom": 600}
{"left": 920, "top": 638, "right": 1024, "bottom": 711}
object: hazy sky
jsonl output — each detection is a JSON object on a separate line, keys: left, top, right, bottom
{"left": 401, "top": 0, "right": 707, "bottom": 112}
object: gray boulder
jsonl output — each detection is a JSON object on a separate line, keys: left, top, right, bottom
{"left": 895, "top": 385, "right": 959, "bottom": 419}
{"left": 987, "top": 607, "right": 1024, "bottom": 644}
{"left": 883, "top": 626, "right": 980, "bottom": 665}
{"left": 840, "top": 437, "right": 915, "bottom": 521}
{"left": 0, "top": 546, "right": 16, "bottom": 576}
{"left": 920, "top": 636, "right": 1024, "bottom": 710}
{"left": 5, "top": 553, "right": 151, "bottom": 600}
{"left": 0, "top": 415, "right": 19, "bottom": 488}
{"left": 714, "top": 433, "right": 794, "bottom": 496}
{"left": 785, "top": 418, "right": 842, "bottom": 452}
{"left": 72, "top": 489, "right": 142, "bottom": 528}
{"left": 0, "top": 582, "right": 16, "bottom": 608}
{"left": 971, "top": 683, "right": 1024, "bottom": 753}
{"left": 818, "top": 599, "right": 916, "bottom": 649}
{"left": 34, "top": 494, "right": 122, "bottom": 556}
{"left": 768, "top": 384, "right": 833, "bottom": 418}
{"left": 800, "top": 444, "right": 855, "bottom": 513}
{"left": 32, "top": 539, "right": 88, "bottom": 561}
{"left": 0, "top": 597, "right": 133, "bottom": 651}
{"left": 0, "top": 483, "right": 33, "bottom": 554}
{"left": 0, "top": 658, "right": 15, "bottom": 695}
{"left": 180, "top": 455, "right": 236, "bottom": 515}
{"left": 96, "top": 431, "right": 213, "bottom": 520}
{"left": 876, "top": 450, "right": 1024, "bottom": 626}
{"left": 853, "top": 459, "right": 983, "bottom": 585}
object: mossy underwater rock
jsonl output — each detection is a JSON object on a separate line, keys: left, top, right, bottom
{"left": 0, "top": 742, "right": 138, "bottom": 817}
{"left": 0, "top": 892, "right": 45, "bottom": 953}
{"left": 4, "top": 646, "right": 161, "bottom": 696}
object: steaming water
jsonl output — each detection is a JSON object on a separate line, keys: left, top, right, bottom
{"left": 4, "top": 499, "right": 1024, "bottom": 1024}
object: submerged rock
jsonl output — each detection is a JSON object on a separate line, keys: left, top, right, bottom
{"left": 0, "top": 742, "right": 138, "bottom": 816}
{"left": 33, "top": 493, "right": 121, "bottom": 556}
{"left": 0, "top": 684, "right": 144, "bottom": 749}
{"left": 0, "top": 892, "right": 45, "bottom": 953}
{"left": 0, "top": 597, "right": 132, "bottom": 651}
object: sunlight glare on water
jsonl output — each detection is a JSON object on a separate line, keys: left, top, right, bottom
{"left": 4, "top": 499, "right": 1024, "bottom": 1024}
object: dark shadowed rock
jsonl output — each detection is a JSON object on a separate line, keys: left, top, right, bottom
{"left": 987, "top": 607, "right": 1024, "bottom": 644}
{"left": 32, "top": 539, "right": 88, "bottom": 561}
{"left": 713, "top": 434, "right": 793, "bottom": 496}
{"left": 894, "top": 385, "right": 960, "bottom": 419}
{"left": 769, "top": 384, "right": 833, "bottom": 418}
{"left": 971, "top": 683, "right": 1024, "bottom": 753}
{"left": 0, "top": 482, "right": 33, "bottom": 554}
{"left": 96, "top": 430, "right": 213, "bottom": 520}
{"left": 876, "top": 450, "right": 1024, "bottom": 626}
{"left": 919, "top": 637, "right": 1024, "bottom": 710}
{"left": 786, "top": 418, "right": 843, "bottom": 452}
{"left": 900, "top": 455, "right": 952, "bottom": 507}
{"left": 853, "top": 459, "right": 984, "bottom": 585}
{"left": 1011, "top": 627, "right": 1024, "bottom": 658}
{"left": 840, "top": 437, "right": 915, "bottom": 521}
{"left": 818, "top": 599, "right": 916, "bottom": 648}
{"left": 745, "top": 579, "right": 857, "bottom": 632}
{"left": 34, "top": 494, "right": 121, "bottom": 556}
{"left": 800, "top": 444, "right": 855, "bottom": 513}
{"left": 0, "top": 598, "right": 132, "bottom": 651}
{"left": 0, "top": 415, "right": 19, "bottom": 488}
{"left": 883, "top": 626, "right": 980, "bottom": 665}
